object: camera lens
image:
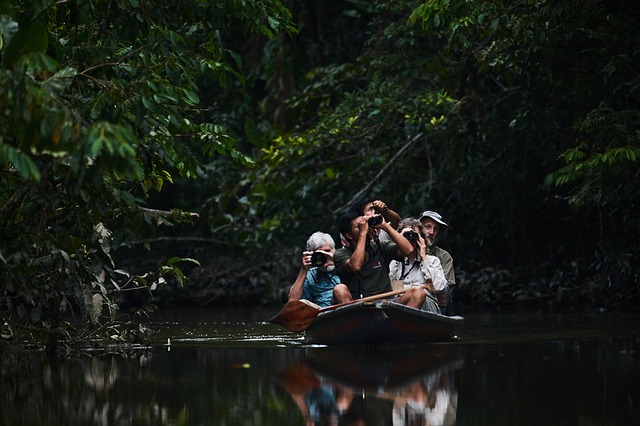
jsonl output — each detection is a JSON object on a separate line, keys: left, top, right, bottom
{"left": 367, "top": 215, "right": 383, "bottom": 226}
{"left": 310, "top": 252, "right": 327, "bottom": 267}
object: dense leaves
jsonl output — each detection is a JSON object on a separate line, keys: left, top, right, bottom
{"left": 0, "top": 0, "right": 295, "bottom": 350}
{"left": 191, "top": 0, "right": 639, "bottom": 307}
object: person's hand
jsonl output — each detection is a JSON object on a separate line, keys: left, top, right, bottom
{"left": 301, "top": 250, "right": 313, "bottom": 269}
{"left": 311, "top": 249, "right": 334, "bottom": 267}
{"left": 416, "top": 232, "right": 428, "bottom": 259}
{"left": 356, "top": 215, "right": 371, "bottom": 234}
{"left": 313, "top": 249, "right": 334, "bottom": 259}
{"left": 372, "top": 200, "right": 388, "bottom": 213}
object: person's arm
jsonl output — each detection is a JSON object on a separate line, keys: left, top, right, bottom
{"left": 342, "top": 216, "right": 369, "bottom": 273}
{"left": 416, "top": 232, "right": 446, "bottom": 292}
{"left": 421, "top": 256, "right": 447, "bottom": 292}
{"left": 416, "top": 232, "right": 428, "bottom": 261}
{"left": 381, "top": 220, "right": 414, "bottom": 258}
{"left": 287, "top": 251, "right": 312, "bottom": 301}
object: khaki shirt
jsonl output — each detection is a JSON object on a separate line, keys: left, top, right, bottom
{"left": 429, "top": 245, "right": 456, "bottom": 287}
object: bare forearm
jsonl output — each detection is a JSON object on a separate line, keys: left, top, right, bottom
{"left": 288, "top": 267, "right": 307, "bottom": 301}
{"left": 383, "top": 208, "right": 401, "bottom": 229}
{"left": 345, "top": 232, "right": 368, "bottom": 272}
{"left": 345, "top": 244, "right": 366, "bottom": 272}
{"left": 384, "top": 223, "right": 414, "bottom": 257}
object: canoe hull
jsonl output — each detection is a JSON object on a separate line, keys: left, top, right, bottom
{"left": 304, "top": 300, "right": 463, "bottom": 345}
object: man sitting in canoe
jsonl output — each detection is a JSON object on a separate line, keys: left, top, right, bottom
{"left": 332, "top": 200, "right": 427, "bottom": 309}
{"left": 287, "top": 232, "right": 341, "bottom": 308}
{"left": 418, "top": 210, "right": 456, "bottom": 315}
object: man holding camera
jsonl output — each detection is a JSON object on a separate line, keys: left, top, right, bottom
{"left": 288, "top": 232, "right": 340, "bottom": 308}
{"left": 332, "top": 199, "right": 426, "bottom": 309}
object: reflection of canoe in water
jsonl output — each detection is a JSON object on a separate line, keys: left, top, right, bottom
{"left": 306, "top": 344, "right": 464, "bottom": 389}
{"left": 276, "top": 344, "right": 464, "bottom": 425}
{"left": 304, "top": 300, "right": 464, "bottom": 345}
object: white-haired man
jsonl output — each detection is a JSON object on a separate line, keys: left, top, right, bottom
{"left": 418, "top": 210, "right": 456, "bottom": 314}
{"left": 288, "top": 231, "right": 340, "bottom": 308}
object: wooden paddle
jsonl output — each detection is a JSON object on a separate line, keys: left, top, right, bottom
{"left": 269, "top": 286, "right": 422, "bottom": 333}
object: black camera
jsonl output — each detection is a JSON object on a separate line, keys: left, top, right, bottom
{"left": 310, "top": 251, "right": 327, "bottom": 267}
{"left": 403, "top": 230, "right": 419, "bottom": 242}
{"left": 367, "top": 215, "right": 383, "bottom": 226}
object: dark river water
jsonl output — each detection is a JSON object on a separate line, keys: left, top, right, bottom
{"left": 2, "top": 307, "right": 639, "bottom": 425}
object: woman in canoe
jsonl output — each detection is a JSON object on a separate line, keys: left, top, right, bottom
{"left": 388, "top": 218, "right": 447, "bottom": 314}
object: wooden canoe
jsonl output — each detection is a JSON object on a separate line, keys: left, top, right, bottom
{"left": 304, "top": 299, "right": 464, "bottom": 345}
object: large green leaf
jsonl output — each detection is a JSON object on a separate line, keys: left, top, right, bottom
{"left": 2, "top": 20, "right": 48, "bottom": 65}
{"left": 41, "top": 67, "right": 77, "bottom": 97}
{"left": 0, "top": 143, "right": 40, "bottom": 181}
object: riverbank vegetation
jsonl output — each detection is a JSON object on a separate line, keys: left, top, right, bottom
{"left": 2, "top": 0, "right": 639, "bottom": 351}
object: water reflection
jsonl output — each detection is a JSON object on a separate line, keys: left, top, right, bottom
{"left": 276, "top": 346, "right": 463, "bottom": 425}
{"left": 3, "top": 350, "right": 160, "bottom": 426}
{"left": 2, "top": 309, "right": 639, "bottom": 425}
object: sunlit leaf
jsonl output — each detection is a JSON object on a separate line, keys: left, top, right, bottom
{"left": 91, "top": 293, "right": 103, "bottom": 324}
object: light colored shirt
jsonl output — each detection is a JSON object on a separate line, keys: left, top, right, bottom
{"left": 389, "top": 255, "right": 447, "bottom": 292}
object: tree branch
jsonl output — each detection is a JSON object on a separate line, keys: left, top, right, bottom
{"left": 345, "top": 132, "right": 426, "bottom": 209}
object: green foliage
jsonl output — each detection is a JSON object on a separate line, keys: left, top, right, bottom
{"left": 551, "top": 107, "right": 640, "bottom": 252}
{"left": 3, "top": 0, "right": 639, "bottom": 327}
{"left": 199, "top": 2, "right": 463, "bottom": 253}
{"left": 191, "top": 0, "right": 640, "bottom": 307}
{"left": 0, "top": 0, "right": 295, "bottom": 350}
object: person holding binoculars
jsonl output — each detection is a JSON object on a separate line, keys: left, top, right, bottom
{"left": 389, "top": 218, "right": 447, "bottom": 314}
{"left": 332, "top": 197, "right": 426, "bottom": 309}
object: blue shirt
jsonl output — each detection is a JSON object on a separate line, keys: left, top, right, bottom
{"left": 302, "top": 268, "right": 340, "bottom": 308}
